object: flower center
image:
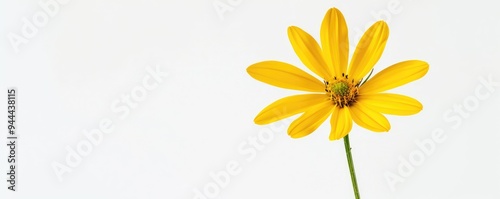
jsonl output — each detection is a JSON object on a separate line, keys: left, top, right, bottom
{"left": 332, "top": 82, "right": 349, "bottom": 96}
{"left": 324, "top": 74, "right": 360, "bottom": 108}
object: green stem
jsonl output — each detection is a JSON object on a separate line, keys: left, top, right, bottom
{"left": 344, "top": 134, "right": 360, "bottom": 199}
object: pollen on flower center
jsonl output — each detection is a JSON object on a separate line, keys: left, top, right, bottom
{"left": 332, "top": 82, "right": 349, "bottom": 96}
{"left": 324, "top": 74, "right": 360, "bottom": 108}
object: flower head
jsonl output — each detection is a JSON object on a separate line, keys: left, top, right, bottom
{"left": 247, "top": 8, "right": 429, "bottom": 140}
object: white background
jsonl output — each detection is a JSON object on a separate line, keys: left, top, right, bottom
{"left": 1, "top": 0, "right": 500, "bottom": 198}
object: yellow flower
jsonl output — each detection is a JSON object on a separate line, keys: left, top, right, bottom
{"left": 246, "top": 8, "right": 429, "bottom": 140}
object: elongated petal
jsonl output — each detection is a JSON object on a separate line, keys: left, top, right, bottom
{"left": 288, "top": 26, "right": 331, "bottom": 79}
{"left": 254, "top": 94, "right": 328, "bottom": 124}
{"left": 348, "top": 21, "right": 389, "bottom": 81}
{"left": 321, "top": 8, "right": 349, "bottom": 78}
{"left": 360, "top": 60, "right": 429, "bottom": 94}
{"left": 350, "top": 102, "right": 390, "bottom": 132}
{"left": 329, "top": 107, "right": 352, "bottom": 140}
{"left": 288, "top": 101, "right": 334, "bottom": 138}
{"left": 247, "top": 61, "right": 325, "bottom": 92}
{"left": 357, "top": 93, "right": 423, "bottom": 115}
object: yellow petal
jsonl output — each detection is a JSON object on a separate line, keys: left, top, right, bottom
{"left": 357, "top": 93, "right": 423, "bottom": 115}
{"left": 288, "top": 26, "right": 331, "bottom": 79}
{"left": 348, "top": 21, "right": 389, "bottom": 81}
{"left": 329, "top": 107, "right": 353, "bottom": 140}
{"left": 254, "top": 94, "right": 328, "bottom": 125}
{"left": 360, "top": 60, "right": 429, "bottom": 94}
{"left": 288, "top": 101, "right": 333, "bottom": 138}
{"left": 247, "top": 61, "right": 325, "bottom": 92}
{"left": 321, "top": 8, "right": 349, "bottom": 78}
{"left": 349, "top": 102, "right": 390, "bottom": 132}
